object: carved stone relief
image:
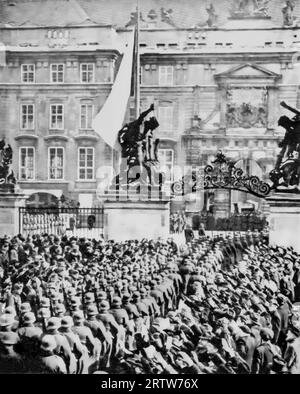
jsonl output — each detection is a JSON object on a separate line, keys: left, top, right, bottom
{"left": 226, "top": 88, "right": 268, "bottom": 128}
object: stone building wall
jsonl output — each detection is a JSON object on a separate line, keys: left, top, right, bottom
{"left": 0, "top": 0, "right": 300, "bottom": 212}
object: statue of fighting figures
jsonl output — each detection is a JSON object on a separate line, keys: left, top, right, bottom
{"left": 230, "top": 0, "right": 269, "bottom": 17}
{"left": 116, "top": 104, "right": 162, "bottom": 187}
{"left": 206, "top": 3, "right": 218, "bottom": 27}
{"left": 270, "top": 101, "right": 300, "bottom": 190}
{"left": 0, "top": 139, "right": 16, "bottom": 190}
{"left": 282, "top": 1, "right": 296, "bottom": 27}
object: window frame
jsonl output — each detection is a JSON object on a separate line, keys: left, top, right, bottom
{"left": 19, "top": 146, "right": 35, "bottom": 181}
{"left": 158, "top": 148, "right": 174, "bottom": 182}
{"left": 20, "top": 103, "right": 35, "bottom": 130}
{"left": 80, "top": 103, "right": 94, "bottom": 130}
{"left": 77, "top": 147, "right": 95, "bottom": 181}
{"left": 158, "top": 65, "right": 174, "bottom": 86}
{"left": 80, "top": 63, "right": 95, "bottom": 83}
{"left": 50, "top": 63, "right": 65, "bottom": 83}
{"left": 48, "top": 146, "right": 65, "bottom": 180}
{"left": 49, "top": 103, "right": 64, "bottom": 130}
{"left": 21, "top": 64, "right": 35, "bottom": 83}
{"left": 158, "top": 105, "right": 174, "bottom": 133}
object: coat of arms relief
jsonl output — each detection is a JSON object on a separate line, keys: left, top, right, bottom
{"left": 226, "top": 88, "right": 268, "bottom": 129}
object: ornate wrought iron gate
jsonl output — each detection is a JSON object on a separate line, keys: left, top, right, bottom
{"left": 171, "top": 151, "right": 271, "bottom": 199}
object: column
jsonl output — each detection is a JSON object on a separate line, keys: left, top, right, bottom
{"left": 297, "top": 86, "right": 300, "bottom": 109}
{"left": 267, "top": 86, "right": 278, "bottom": 133}
{"left": 218, "top": 84, "right": 227, "bottom": 133}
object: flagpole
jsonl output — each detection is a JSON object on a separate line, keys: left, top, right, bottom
{"left": 135, "top": 0, "right": 140, "bottom": 118}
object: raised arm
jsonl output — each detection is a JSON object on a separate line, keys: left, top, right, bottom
{"left": 137, "top": 104, "right": 154, "bottom": 125}
{"left": 280, "top": 101, "right": 300, "bottom": 116}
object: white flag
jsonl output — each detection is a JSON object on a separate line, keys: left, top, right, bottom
{"left": 92, "top": 30, "right": 135, "bottom": 149}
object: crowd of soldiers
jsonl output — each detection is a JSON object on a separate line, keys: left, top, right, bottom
{"left": 0, "top": 231, "right": 299, "bottom": 374}
{"left": 197, "top": 213, "right": 268, "bottom": 232}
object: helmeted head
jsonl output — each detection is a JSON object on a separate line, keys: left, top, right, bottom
{"left": 260, "top": 327, "right": 274, "bottom": 341}
{"left": 40, "top": 298, "right": 50, "bottom": 308}
{"left": 4, "top": 306, "right": 16, "bottom": 317}
{"left": 97, "top": 291, "right": 107, "bottom": 301}
{"left": 20, "top": 302, "right": 32, "bottom": 314}
{"left": 22, "top": 312, "right": 36, "bottom": 325}
{"left": 38, "top": 308, "right": 51, "bottom": 320}
{"left": 70, "top": 297, "right": 81, "bottom": 309}
{"left": 84, "top": 292, "right": 95, "bottom": 304}
{"left": 132, "top": 291, "right": 140, "bottom": 301}
{"left": 0, "top": 332, "right": 19, "bottom": 346}
{"left": 73, "top": 311, "right": 85, "bottom": 323}
{"left": 55, "top": 304, "right": 66, "bottom": 316}
{"left": 122, "top": 293, "right": 131, "bottom": 303}
{"left": 40, "top": 335, "right": 57, "bottom": 353}
{"left": 0, "top": 314, "right": 15, "bottom": 329}
{"left": 99, "top": 300, "right": 110, "bottom": 313}
{"left": 47, "top": 317, "right": 61, "bottom": 331}
{"left": 61, "top": 316, "right": 74, "bottom": 329}
{"left": 111, "top": 297, "right": 122, "bottom": 308}
{"left": 86, "top": 305, "right": 98, "bottom": 317}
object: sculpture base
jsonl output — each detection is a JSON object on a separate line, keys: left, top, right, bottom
{"left": 0, "top": 183, "right": 15, "bottom": 193}
{"left": 102, "top": 196, "right": 170, "bottom": 242}
{"left": 267, "top": 192, "right": 300, "bottom": 253}
{"left": 0, "top": 192, "right": 27, "bottom": 237}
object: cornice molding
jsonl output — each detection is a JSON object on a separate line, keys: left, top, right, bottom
{"left": 14, "top": 134, "right": 39, "bottom": 141}
{"left": 44, "top": 134, "right": 69, "bottom": 142}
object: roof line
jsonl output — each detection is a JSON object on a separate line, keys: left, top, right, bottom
{"left": 0, "top": 23, "right": 114, "bottom": 29}
{"left": 4, "top": 25, "right": 296, "bottom": 31}
{"left": 118, "top": 26, "right": 300, "bottom": 32}
{"left": 69, "top": 0, "right": 94, "bottom": 23}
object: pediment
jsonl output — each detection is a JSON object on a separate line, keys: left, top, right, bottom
{"left": 215, "top": 63, "right": 282, "bottom": 82}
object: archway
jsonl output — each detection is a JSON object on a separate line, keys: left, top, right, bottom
{"left": 171, "top": 152, "right": 271, "bottom": 231}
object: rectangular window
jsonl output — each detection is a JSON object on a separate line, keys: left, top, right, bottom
{"left": 50, "top": 104, "right": 64, "bottom": 129}
{"left": 21, "top": 64, "right": 35, "bottom": 83}
{"left": 78, "top": 147, "right": 94, "bottom": 180}
{"left": 80, "top": 104, "right": 93, "bottom": 129}
{"left": 19, "top": 147, "right": 35, "bottom": 180}
{"left": 50, "top": 64, "right": 64, "bottom": 83}
{"left": 158, "top": 149, "right": 174, "bottom": 182}
{"left": 20, "top": 104, "right": 34, "bottom": 130}
{"left": 80, "top": 63, "right": 95, "bottom": 83}
{"left": 48, "top": 147, "right": 64, "bottom": 180}
{"left": 158, "top": 106, "right": 173, "bottom": 132}
{"left": 158, "top": 65, "right": 173, "bottom": 86}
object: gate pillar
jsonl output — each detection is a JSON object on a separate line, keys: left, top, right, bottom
{"left": 0, "top": 190, "right": 27, "bottom": 237}
{"left": 267, "top": 192, "right": 300, "bottom": 253}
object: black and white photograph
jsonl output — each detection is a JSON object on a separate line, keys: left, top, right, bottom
{"left": 0, "top": 0, "right": 300, "bottom": 380}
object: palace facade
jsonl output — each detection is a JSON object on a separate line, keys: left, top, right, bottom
{"left": 1, "top": 0, "right": 300, "bottom": 215}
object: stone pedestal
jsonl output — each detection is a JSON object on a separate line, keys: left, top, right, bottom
{"left": 267, "top": 192, "right": 300, "bottom": 253}
{"left": 102, "top": 197, "right": 170, "bottom": 241}
{"left": 0, "top": 191, "right": 27, "bottom": 237}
